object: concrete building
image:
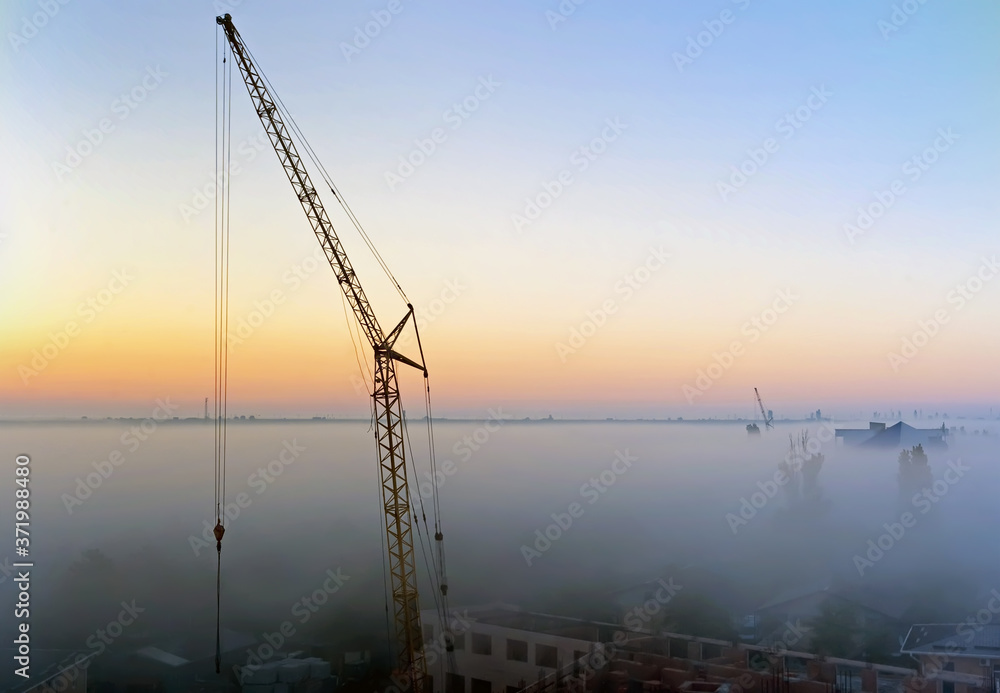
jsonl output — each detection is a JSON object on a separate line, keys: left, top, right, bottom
{"left": 834, "top": 422, "right": 947, "bottom": 449}
{"left": 421, "top": 604, "right": 939, "bottom": 693}
{"left": 421, "top": 604, "right": 618, "bottom": 693}
{"left": 515, "top": 630, "right": 919, "bottom": 693}
{"left": 900, "top": 624, "right": 1000, "bottom": 693}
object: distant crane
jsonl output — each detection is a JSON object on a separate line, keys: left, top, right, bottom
{"left": 215, "top": 14, "right": 452, "bottom": 692}
{"left": 754, "top": 388, "right": 774, "bottom": 429}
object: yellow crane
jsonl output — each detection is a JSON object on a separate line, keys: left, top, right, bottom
{"left": 215, "top": 14, "right": 450, "bottom": 692}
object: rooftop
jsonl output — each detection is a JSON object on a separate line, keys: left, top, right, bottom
{"left": 901, "top": 623, "right": 1000, "bottom": 656}
{"left": 450, "top": 603, "right": 607, "bottom": 642}
{"left": 755, "top": 578, "right": 915, "bottom": 622}
{"left": 835, "top": 422, "right": 947, "bottom": 449}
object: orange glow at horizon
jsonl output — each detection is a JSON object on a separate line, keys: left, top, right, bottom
{"left": 4, "top": 308, "right": 998, "bottom": 417}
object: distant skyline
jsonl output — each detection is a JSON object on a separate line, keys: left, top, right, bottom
{"left": 2, "top": 1, "right": 998, "bottom": 419}
{"left": 1, "top": 403, "right": 995, "bottom": 423}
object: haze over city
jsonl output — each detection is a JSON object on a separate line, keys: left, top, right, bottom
{"left": 1, "top": 1, "right": 998, "bottom": 692}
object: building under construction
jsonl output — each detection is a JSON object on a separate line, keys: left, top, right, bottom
{"left": 424, "top": 604, "right": 996, "bottom": 693}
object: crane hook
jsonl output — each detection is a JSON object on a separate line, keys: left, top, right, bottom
{"left": 214, "top": 520, "right": 225, "bottom": 552}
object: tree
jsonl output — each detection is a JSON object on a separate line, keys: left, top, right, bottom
{"left": 801, "top": 457, "right": 823, "bottom": 498}
{"left": 43, "top": 548, "right": 123, "bottom": 647}
{"left": 780, "top": 430, "right": 824, "bottom": 504}
{"left": 69, "top": 547, "right": 115, "bottom": 577}
{"left": 899, "top": 444, "right": 932, "bottom": 501}
{"left": 654, "top": 592, "right": 738, "bottom": 642}
{"left": 808, "top": 600, "right": 859, "bottom": 657}
{"left": 860, "top": 623, "right": 897, "bottom": 664}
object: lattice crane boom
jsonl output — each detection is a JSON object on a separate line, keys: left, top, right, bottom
{"left": 216, "top": 14, "right": 427, "bottom": 692}
{"left": 754, "top": 387, "right": 774, "bottom": 429}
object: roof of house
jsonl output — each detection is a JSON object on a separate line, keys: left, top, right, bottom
{"left": 431, "top": 603, "right": 638, "bottom": 645}
{"left": 834, "top": 422, "right": 947, "bottom": 448}
{"left": 136, "top": 627, "right": 257, "bottom": 664}
{"left": 901, "top": 624, "right": 1000, "bottom": 657}
{"left": 135, "top": 646, "right": 191, "bottom": 668}
{"left": 611, "top": 563, "right": 759, "bottom": 615}
{"left": 755, "top": 582, "right": 913, "bottom": 622}
{"left": 756, "top": 581, "right": 832, "bottom": 612}
{"left": 464, "top": 604, "right": 604, "bottom": 641}
{"left": 861, "top": 422, "right": 945, "bottom": 449}
{"left": 835, "top": 584, "right": 915, "bottom": 621}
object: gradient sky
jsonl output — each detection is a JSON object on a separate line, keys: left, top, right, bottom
{"left": 1, "top": 0, "right": 998, "bottom": 419}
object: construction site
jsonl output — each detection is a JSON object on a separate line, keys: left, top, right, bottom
{"left": 3, "top": 3, "right": 998, "bottom": 693}
{"left": 16, "top": 12, "right": 989, "bottom": 693}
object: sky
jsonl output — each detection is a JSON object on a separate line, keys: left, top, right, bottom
{"left": 0, "top": 0, "right": 998, "bottom": 419}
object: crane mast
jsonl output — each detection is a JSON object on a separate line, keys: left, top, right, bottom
{"left": 216, "top": 14, "right": 428, "bottom": 691}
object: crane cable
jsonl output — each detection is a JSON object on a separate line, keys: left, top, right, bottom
{"left": 411, "top": 320, "right": 450, "bottom": 616}
{"left": 394, "top": 404, "right": 455, "bottom": 675}
{"left": 231, "top": 33, "right": 453, "bottom": 676}
{"left": 212, "top": 29, "right": 233, "bottom": 675}
{"left": 422, "top": 376, "right": 457, "bottom": 678}
{"left": 338, "top": 288, "right": 377, "bottom": 429}
{"left": 402, "top": 301, "right": 455, "bottom": 676}
{"left": 399, "top": 335, "right": 456, "bottom": 678}
{"left": 240, "top": 40, "right": 394, "bottom": 434}
{"left": 400, "top": 412, "right": 444, "bottom": 644}
{"left": 240, "top": 41, "right": 408, "bottom": 305}
{"left": 240, "top": 45, "right": 426, "bottom": 672}
{"left": 401, "top": 412, "right": 443, "bottom": 611}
